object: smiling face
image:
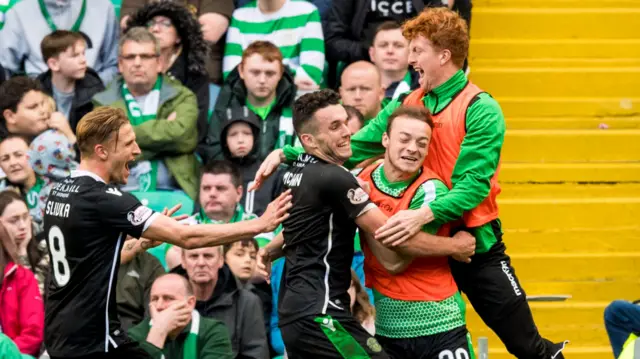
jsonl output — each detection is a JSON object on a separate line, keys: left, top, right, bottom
{"left": 300, "top": 104, "right": 352, "bottom": 164}
{"left": 0, "top": 137, "right": 35, "bottom": 186}
{"left": 106, "top": 124, "right": 141, "bottom": 185}
{"left": 383, "top": 115, "right": 431, "bottom": 175}
{"left": 408, "top": 35, "right": 448, "bottom": 92}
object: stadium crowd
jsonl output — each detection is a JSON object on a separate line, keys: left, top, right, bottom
{"left": 0, "top": 0, "right": 601, "bottom": 358}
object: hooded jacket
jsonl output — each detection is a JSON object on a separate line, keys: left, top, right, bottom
{"left": 201, "top": 66, "right": 296, "bottom": 163}
{"left": 0, "top": 0, "right": 119, "bottom": 85}
{"left": 219, "top": 107, "right": 285, "bottom": 216}
{"left": 0, "top": 263, "right": 44, "bottom": 357}
{"left": 126, "top": 1, "right": 211, "bottom": 146}
{"left": 37, "top": 67, "right": 104, "bottom": 134}
{"left": 172, "top": 264, "right": 269, "bottom": 359}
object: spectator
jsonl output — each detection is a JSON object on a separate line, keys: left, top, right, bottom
{"left": 223, "top": 238, "right": 258, "bottom": 285}
{"left": 173, "top": 246, "right": 270, "bottom": 359}
{"left": 605, "top": 300, "right": 640, "bottom": 358}
{"left": 0, "top": 77, "right": 49, "bottom": 140}
{"left": 128, "top": 273, "right": 234, "bottom": 359}
{"left": 0, "top": 136, "right": 53, "bottom": 233}
{"left": 344, "top": 104, "right": 366, "bottom": 135}
{"left": 339, "top": 61, "right": 384, "bottom": 122}
{"left": 37, "top": 30, "right": 104, "bottom": 134}
{"left": 369, "top": 21, "right": 419, "bottom": 107}
{"left": 119, "top": 0, "right": 235, "bottom": 86}
{"left": 219, "top": 106, "right": 285, "bottom": 216}
{"left": 126, "top": 1, "right": 210, "bottom": 149}
{"left": 93, "top": 27, "right": 200, "bottom": 199}
{"left": 116, "top": 236, "right": 166, "bottom": 331}
{"left": 0, "top": 191, "right": 48, "bottom": 295}
{"left": 349, "top": 268, "right": 376, "bottom": 335}
{"left": 323, "top": 0, "right": 471, "bottom": 87}
{"left": 0, "top": 222, "right": 44, "bottom": 358}
{"left": 0, "top": 0, "right": 120, "bottom": 85}
{"left": 204, "top": 41, "right": 296, "bottom": 163}
{"left": 223, "top": 0, "right": 325, "bottom": 90}
{"left": 234, "top": 0, "right": 331, "bottom": 19}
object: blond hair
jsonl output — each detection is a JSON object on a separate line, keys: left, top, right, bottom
{"left": 76, "top": 107, "right": 129, "bottom": 158}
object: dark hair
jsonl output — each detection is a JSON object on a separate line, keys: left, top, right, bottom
{"left": 373, "top": 20, "right": 402, "bottom": 42}
{"left": 76, "top": 107, "right": 129, "bottom": 159}
{"left": 386, "top": 106, "right": 434, "bottom": 133}
{"left": 0, "top": 191, "right": 40, "bottom": 273}
{"left": 41, "top": 30, "right": 86, "bottom": 63}
{"left": 223, "top": 238, "right": 259, "bottom": 257}
{"left": 293, "top": 89, "right": 341, "bottom": 135}
{"left": 0, "top": 77, "right": 43, "bottom": 116}
{"left": 350, "top": 269, "right": 375, "bottom": 323}
{"left": 343, "top": 105, "right": 365, "bottom": 129}
{"left": 201, "top": 160, "right": 242, "bottom": 188}
{"left": 0, "top": 134, "right": 30, "bottom": 148}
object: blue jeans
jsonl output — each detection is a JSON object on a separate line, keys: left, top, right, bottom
{"left": 605, "top": 300, "right": 640, "bottom": 358}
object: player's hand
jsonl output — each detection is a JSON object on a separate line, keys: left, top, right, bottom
{"left": 451, "top": 231, "right": 475, "bottom": 263}
{"left": 259, "top": 190, "right": 293, "bottom": 232}
{"left": 256, "top": 247, "right": 273, "bottom": 283}
{"left": 150, "top": 301, "right": 192, "bottom": 334}
{"left": 249, "top": 149, "right": 285, "bottom": 191}
{"left": 377, "top": 207, "right": 432, "bottom": 247}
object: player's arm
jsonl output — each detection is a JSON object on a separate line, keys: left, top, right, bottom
{"left": 142, "top": 191, "right": 292, "bottom": 249}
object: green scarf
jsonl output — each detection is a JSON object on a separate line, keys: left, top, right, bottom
{"left": 122, "top": 77, "right": 162, "bottom": 192}
{"left": 246, "top": 100, "right": 295, "bottom": 150}
{"left": 25, "top": 176, "right": 45, "bottom": 210}
{"left": 153, "top": 310, "right": 200, "bottom": 359}
{"left": 195, "top": 204, "right": 250, "bottom": 224}
{"left": 38, "top": 0, "right": 86, "bottom": 32}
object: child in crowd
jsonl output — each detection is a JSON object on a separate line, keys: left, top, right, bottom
{"left": 223, "top": 238, "right": 259, "bottom": 285}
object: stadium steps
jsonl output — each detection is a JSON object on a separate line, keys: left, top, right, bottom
{"left": 467, "top": 1, "right": 638, "bottom": 357}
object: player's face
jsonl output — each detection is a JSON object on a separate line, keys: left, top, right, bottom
{"left": 182, "top": 247, "right": 224, "bottom": 285}
{"left": 226, "top": 122, "right": 254, "bottom": 158}
{"left": 408, "top": 35, "right": 448, "bottom": 92}
{"left": 239, "top": 54, "right": 282, "bottom": 102}
{"left": 383, "top": 115, "right": 431, "bottom": 175}
{"left": 370, "top": 28, "right": 410, "bottom": 73}
{"left": 302, "top": 104, "right": 352, "bottom": 164}
{"left": 0, "top": 137, "right": 34, "bottom": 185}
{"left": 149, "top": 276, "right": 196, "bottom": 313}
{"left": 199, "top": 173, "right": 242, "bottom": 220}
{"left": 2, "top": 90, "right": 49, "bottom": 137}
{"left": 108, "top": 124, "right": 141, "bottom": 185}
{"left": 0, "top": 199, "right": 32, "bottom": 251}
{"left": 224, "top": 241, "right": 257, "bottom": 282}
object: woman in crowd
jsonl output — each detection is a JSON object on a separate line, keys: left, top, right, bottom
{"left": 0, "top": 221, "right": 44, "bottom": 358}
{"left": 126, "top": 1, "right": 210, "bottom": 148}
{"left": 0, "top": 191, "right": 48, "bottom": 295}
{"left": 349, "top": 268, "right": 376, "bottom": 335}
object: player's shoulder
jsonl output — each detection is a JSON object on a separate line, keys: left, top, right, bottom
{"left": 410, "top": 178, "right": 449, "bottom": 209}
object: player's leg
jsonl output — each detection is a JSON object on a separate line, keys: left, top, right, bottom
{"left": 428, "top": 326, "right": 475, "bottom": 359}
{"left": 281, "top": 315, "right": 390, "bottom": 359}
{"left": 450, "top": 237, "right": 565, "bottom": 359}
{"left": 375, "top": 336, "right": 416, "bottom": 359}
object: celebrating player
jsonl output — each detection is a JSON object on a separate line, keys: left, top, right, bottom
{"left": 257, "top": 90, "right": 474, "bottom": 359}
{"left": 43, "top": 107, "right": 291, "bottom": 359}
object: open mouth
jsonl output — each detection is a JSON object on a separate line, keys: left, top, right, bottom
{"left": 125, "top": 161, "right": 135, "bottom": 171}
{"left": 401, "top": 156, "right": 418, "bottom": 163}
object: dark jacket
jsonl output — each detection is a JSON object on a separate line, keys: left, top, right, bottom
{"left": 37, "top": 68, "right": 104, "bottom": 133}
{"left": 116, "top": 251, "right": 166, "bottom": 331}
{"left": 323, "top": 0, "right": 471, "bottom": 87}
{"left": 201, "top": 66, "right": 296, "bottom": 163}
{"left": 128, "top": 311, "right": 234, "bottom": 359}
{"left": 126, "top": 1, "right": 211, "bottom": 148}
{"left": 219, "top": 107, "right": 285, "bottom": 216}
{"left": 173, "top": 264, "right": 269, "bottom": 359}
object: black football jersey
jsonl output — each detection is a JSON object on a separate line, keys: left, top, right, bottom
{"left": 43, "top": 170, "right": 159, "bottom": 356}
{"left": 278, "top": 154, "right": 375, "bottom": 325}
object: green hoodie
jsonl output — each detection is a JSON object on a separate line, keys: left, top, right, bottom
{"left": 282, "top": 70, "right": 506, "bottom": 253}
{"left": 128, "top": 312, "right": 233, "bottom": 359}
{"left": 93, "top": 75, "right": 200, "bottom": 199}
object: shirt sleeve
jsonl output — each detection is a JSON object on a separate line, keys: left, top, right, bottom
{"left": 408, "top": 179, "right": 450, "bottom": 235}
{"left": 97, "top": 188, "right": 159, "bottom": 239}
{"left": 428, "top": 93, "right": 506, "bottom": 223}
{"left": 321, "top": 166, "right": 375, "bottom": 220}
{"left": 282, "top": 98, "right": 402, "bottom": 168}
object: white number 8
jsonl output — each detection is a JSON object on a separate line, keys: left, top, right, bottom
{"left": 48, "top": 225, "right": 70, "bottom": 286}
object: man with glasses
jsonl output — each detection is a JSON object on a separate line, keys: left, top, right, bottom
{"left": 93, "top": 26, "right": 200, "bottom": 200}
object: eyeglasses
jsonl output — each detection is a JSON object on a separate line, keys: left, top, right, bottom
{"left": 120, "top": 53, "right": 158, "bottom": 61}
{"left": 146, "top": 19, "right": 173, "bottom": 29}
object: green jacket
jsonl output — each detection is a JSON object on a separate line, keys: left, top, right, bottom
{"left": 283, "top": 71, "right": 506, "bottom": 253}
{"left": 93, "top": 75, "right": 200, "bottom": 199}
{"left": 128, "top": 312, "right": 234, "bottom": 359}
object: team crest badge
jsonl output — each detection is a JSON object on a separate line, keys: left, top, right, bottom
{"left": 347, "top": 187, "right": 369, "bottom": 204}
{"left": 366, "top": 337, "right": 382, "bottom": 353}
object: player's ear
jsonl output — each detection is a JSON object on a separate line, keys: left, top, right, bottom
{"left": 94, "top": 143, "right": 109, "bottom": 161}
{"left": 299, "top": 133, "right": 315, "bottom": 149}
{"left": 382, "top": 132, "right": 390, "bottom": 149}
